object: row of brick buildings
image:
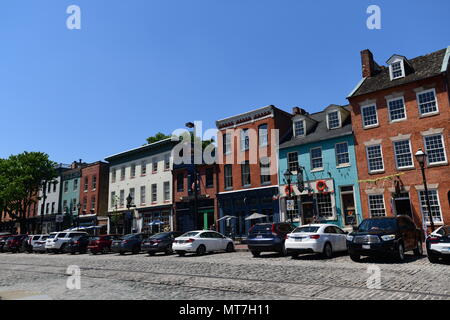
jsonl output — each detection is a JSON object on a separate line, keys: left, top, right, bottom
{"left": 1, "top": 46, "right": 449, "bottom": 236}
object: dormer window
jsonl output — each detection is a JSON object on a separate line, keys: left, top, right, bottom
{"left": 293, "top": 120, "right": 305, "bottom": 137}
{"left": 387, "top": 55, "right": 407, "bottom": 80}
{"left": 391, "top": 61, "right": 403, "bottom": 79}
{"left": 327, "top": 111, "right": 341, "bottom": 129}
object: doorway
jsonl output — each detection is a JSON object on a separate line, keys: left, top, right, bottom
{"left": 393, "top": 193, "right": 412, "bottom": 218}
{"left": 301, "top": 195, "right": 315, "bottom": 224}
{"left": 340, "top": 186, "right": 357, "bottom": 227}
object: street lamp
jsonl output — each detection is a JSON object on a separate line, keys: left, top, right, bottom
{"left": 414, "top": 148, "right": 435, "bottom": 232}
{"left": 284, "top": 169, "right": 293, "bottom": 222}
{"left": 76, "top": 202, "right": 81, "bottom": 229}
{"left": 126, "top": 193, "right": 136, "bottom": 233}
{"left": 186, "top": 121, "right": 199, "bottom": 229}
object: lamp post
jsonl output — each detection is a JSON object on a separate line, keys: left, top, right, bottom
{"left": 76, "top": 202, "right": 81, "bottom": 229}
{"left": 39, "top": 181, "right": 48, "bottom": 234}
{"left": 414, "top": 149, "right": 435, "bottom": 232}
{"left": 186, "top": 121, "right": 199, "bottom": 230}
{"left": 126, "top": 193, "right": 136, "bottom": 233}
{"left": 284, "top": 169, "right": 293, "bottom": 222}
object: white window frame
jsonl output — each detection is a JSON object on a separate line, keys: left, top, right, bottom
{"left": 366, "top": 144, "right": 385, "bottom": 173}
{"left": 293, "top": 119, "right": 306, "bottom": 137}
{"left": 389, "top": 60, "right": 405, "bottom": 80}
{"left": 258, "top": 124, "right": 268, "bottom": 147}
{"left": 418, "top": 189, "right": 443, "bottom": 225}
{"left": 310, "top": 147, "right": 323, "bottom": 171}
{"left": 387, "top": 96, "right": 407, "bottom": 123}
{"left": 335, "top": 142, "right": 350, "bottom": 167}
{"left": 140, "top": 186, "right": 146, "bottom": 205}
{"left": 287, "top": 152, "right": 299, "bottom": 173}
{"left": 141, "top": 160, "right": 147, "bottom": 175}
{"left": 416, "top": 88, "right": 439, "bottom": 116}
{"left": 164, "top": 154, "right": 171, "bottom": 171}
{"left": 152, "top": 158, "right": 158, "bottom": 173}
{"left": 361, "top": 104, "right": 379, "bottom": 129}
{"left": 163, "top": 181, "right": 170, "bottom": 201}
{"left": 423, "top": 134, "right": 448, "bottom": 166}
{"left": 223, "top": 133, "right": 232, "bottom": 155}
{"left": 393, "top": 139, "right": 414, "bottom": 170}
{"left": 326, "top": 110, "right": 341, "bottom": 130}
{"left": 130, "top": 163, "right": 136, "bottom": 178}
{"left": 151, "top": 184, "right": 157, "bottom": 203}
{"left": 368, "top": 194, "right": 387, "bottom": 217}
{"left": 240, "top": 129, "right": 249, "bottom": 151}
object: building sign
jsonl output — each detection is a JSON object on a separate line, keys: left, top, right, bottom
{"left": 286, "top": 200, "right": 295, "bottom": 211}
{"left": 55, "top": 215, "right": 64, "bottom": 223}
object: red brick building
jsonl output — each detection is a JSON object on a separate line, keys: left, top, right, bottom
{"left": 79, "top": 161, "right": 110, "bottom": 232}
{"left": 348, "top": 47, "right": 450, "bottom": 232}
{"left": 215, "top": 105, "right": 292, "bottom": 236}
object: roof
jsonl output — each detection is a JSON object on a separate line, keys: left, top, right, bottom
{"left": 216, "top": 105, "right": 291, "bottom": 129}
{"left": 105, "top": 138, "right": 177, "bottom": 163}
{"left": 279, "top": 105, "right": 353, "bottom": 149}
{"left": 350, "top": 47, "right": 449, "bottom": 97}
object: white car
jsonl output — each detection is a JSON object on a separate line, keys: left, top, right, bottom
{"left": 173, "top": 230, "right": 235, "bottom": 256}
{"left": 426, "top": 225, "right": 450, "bottom": 263}
{"left": 285, "top": 224, "right": 348, "bottom": 259}
{"left": 45, "top": 231, "right": 88, "bottom": 253}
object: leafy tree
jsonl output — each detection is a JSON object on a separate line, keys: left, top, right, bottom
{"left": 146, "top": 132, "right": 171, "bottom": 144}
{"left": 0, "top": 152, "right": 57, "bottom": 233}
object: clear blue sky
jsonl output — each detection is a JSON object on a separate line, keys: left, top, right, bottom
{"left": 0, "top": 0, "right": 449, "bottom": 164}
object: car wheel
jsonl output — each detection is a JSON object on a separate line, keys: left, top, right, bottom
{"left": 148, "top": 251, "right": 155, "bottom": 256}
{"left": 102, "top": 247, "right": 109, "bottom": 254}
{"left": 413, "top": 240, "right": 423, "bottom": 256}
{"left": 251, "top": 251, "right": 260, "bottom": 257}
{"left": 196, "top": 245, "right": 206, "bottom": 256}
{"left": 395, "top": 242, "right": 405, "bottom": 262}
{"left": 226, "top": 243, "right": 235, "bottom": 253}
{"left": 350, "top": 254, "right": 361, "bottom": 262}
{"left": 427, "top": 253, "right": 439, "bottom": 264}
{"left": 322, "top": 243, "right": 333, "bottom": 259}
{"left": 165, "top": 245, "right": 173, "bottom": 255}
{"left": 132, "top": 247, "right": 140, "bottom": 254}
{"left": 279, "top": 244, "right": 288, "bottom": 257}
{"left": 119, "top": 252, "right": 125, "bottom": 255}
{"left": 291, "top": 252, "right": 299, "bottom": 259}
{"left": 59, "top": 244, "right": 66, "bottom": 254}
{"left": 177, "top": 251, "right": 186, "bottom": 257}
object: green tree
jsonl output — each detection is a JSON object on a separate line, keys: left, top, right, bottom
{"left": 0, "top": 152, "right": 57, "bottom": 233}
{"left": 146, "top": 132, "right": 171, "bottom": 144}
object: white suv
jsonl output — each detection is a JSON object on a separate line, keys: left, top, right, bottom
{"left": 45, "top": 231, "right": 88, "bottom": 253}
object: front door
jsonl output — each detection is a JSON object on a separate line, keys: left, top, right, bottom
{"left": 302, "top": 202, "right": 315, "bottom": 225}
{"left": 341, "top": 186, "right": 357, "bottom": 227}
{"left": 394, "top": 193, "right": 412, "bottom": 218}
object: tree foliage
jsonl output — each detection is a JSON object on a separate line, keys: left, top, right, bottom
{"left": 146, "top": 132, "right": 171, "bottom": 144}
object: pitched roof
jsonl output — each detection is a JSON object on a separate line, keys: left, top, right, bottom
{"left": 105, "top": 138, "right": 177, "bottom": 163}
{"left": 279, "top": 105, "right": 353, "bottom": 149}
{"left": 350, "top": 47, "right": 448, "bottom": 97}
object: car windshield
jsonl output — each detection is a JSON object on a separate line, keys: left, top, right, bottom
{"left": 150, "top": 233, "right": 170, "bottom": 239}
{"left": 41, "top": 236, "right": 48, "bottom": 240}
{"left": 180, "top": 232, "right": 199, "bottom": 238}
{"left": 249, "top": 224, "right": 272, "bottom": 233}
{"left": 57, "top": 233, "right": 67, "bottom": 238}
{"left": 122, "top": 234, "right": 138, "bottom": 240}
{"left": 358, "top": 219, "right": 397, "bottom": 232}
{"left": 292, "top": 226, "right": 320, "bottom": 233}
{"left": 48, "top": 234, "right": 57, "bottom": 239}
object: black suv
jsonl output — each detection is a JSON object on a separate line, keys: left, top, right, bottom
{"left": 347, "top": 215, "right": 424, "bottom": 262}
{"left": 246, "top": 222, "right": 295, "bottom": 257}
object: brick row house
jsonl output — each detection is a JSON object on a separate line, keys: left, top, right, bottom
{"left": 347, "top": 47, "right": 450, "bottom": 230}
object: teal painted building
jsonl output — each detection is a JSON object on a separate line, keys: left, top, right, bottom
{"left": 278, "top": 105, "right": 362, "bottom": 230}
{"left": 60, "top": 163, "right": 83, "bottom": 228}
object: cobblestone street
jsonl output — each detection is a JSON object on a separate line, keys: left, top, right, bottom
{"left": 0, "top": 251, "right": 449, "bottom": 300}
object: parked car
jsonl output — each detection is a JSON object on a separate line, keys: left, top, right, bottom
{"left": 88, "top": 234, "right": 122, "bottom": 254}
{"left": 25, "top": 235, "right": 48, "bottom": 253}
{"left": 426, "top": 225, "right": 450, "bottom": 263}
{"left": 347, "top": 215, "right": 423, "bottom": 262}
{"left": 3, "top": 235, "right": 28, "bottom": 253}
{"left": 142, "top": 231, "right": 184, "bottom": 255}
{"left": 246, "top": 222, "right": 295, "bottom": 257}
{"left": 64, "top": 235, "right": 91, "bottom": 254}
{"left": 0, "top": 233, "right": 12, "bottom": 253}
{"left": 111, "top": 233, "right": 144, "bottom": 255}
{"left": 32, "top": 235, "right": 49, "bottom": 253}
{"left": 285, "top": 224, "right": 348, "bottom": 259}
{"left": 45, "top": 231, "right": 88, "bottom": 253}
{"left": 173, "top": 230, "right": 234, "bottom": 256}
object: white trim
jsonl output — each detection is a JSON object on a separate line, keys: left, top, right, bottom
{"left": 392, "top": 139, "right": 414, "bottom": 170}
{"left": 416, "top": 88, "right": 439, "bottom": 116}
{"left": 417, "top": 188, "right": 444, "bottom": 225}
{"left": 423, "top": 133, "right": 448, "bottom": 166}
{"left": 335, "top": 141, "right": 350, "bottom": 167}
{"left": 414, "top": 184, "right": 439, "bottom": 191}
{"left": 361, "top": 103, "right": 379, "bottom": 129}
{"left": 387, "top": 96, "right": 407, "bottom": 123}
{"left": 421, "top": 128, "right": 444, "bottom": 136}
{"left": 293, "top": 119, "right": 306, "bottom": 137}
{"left": 310, "top": 146, "right": 323, "bottom": 171}
{"left": 441, "top": 46, "right": 450, "bottom": 73}
{"left": 326, "top": 110, "right": 342, "bottom": 130}
{"left": 347, "top": 77, "right": 367, "bottom": 98}
{"left": 388, "top": 58, "right": 406, "bottom": 80}
{"left": 365, "top": 188, "right": 385, "bottom": 195}
{"left": 363, "top": 138, "right": 382, "bottom": 147}
{"left": 389, "top": 133, "right": 412, "bottom": 142}
{"left": 365, "top": 144, "right": 385, "bottom": 173}
{"left": 368, "top": 194, "right": 387, "bottom": 217}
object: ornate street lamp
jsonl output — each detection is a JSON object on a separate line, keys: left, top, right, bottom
{"left": 76, "top": 202, "right": 81, "bottom": 229}
{"left": 284, "top": 169, "right": 293, "bottom": 222}
{"left": 414, "top": 148, "right": 435, "bottom": 232}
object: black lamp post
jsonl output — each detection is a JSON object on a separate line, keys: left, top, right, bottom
{"left": 186, "top": 121, "right": 199, "bottom": 229}
{"left": 126, "top": 193, "right": 136, "bottom": 233}
{"left": 284, "top": 169, "right": 293, "bottom": 222}
{"left": 39, "top": 181, "right": 48, "bottom": 234}
{"left": 76, "top": 202, "right": 81, "bottom": 229}
{"left": 414, "top": 149, "right": 435, "bottom": 232}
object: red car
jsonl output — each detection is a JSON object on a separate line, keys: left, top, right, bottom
{"left": 0, "top": 233, "right": 12, "bottom": 252}
{"left": 88, "top": 234, "right": 122, "bottom": 254}
{"left": 4, "top": 235, "right": 28, "bottom": 253}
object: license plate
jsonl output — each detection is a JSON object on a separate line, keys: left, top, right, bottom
{"left": 295, "top": 238, "right": 303, "bottom": 242}
{"left": 362, "top": 244, "right": 371, "bottom": 250}
{"left": 256, "top": 235, "right": 262, "bottom": 239}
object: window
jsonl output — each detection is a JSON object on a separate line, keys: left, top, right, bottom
{"left": 73, "top": 179, "right": 78, "bottom": 191}
{"left": 84, "top": 177, "right": 88, "bottom": 191}
{"left": 111, "top": 191, "right": 116, "bottom": 208}
{"left": 82, "top": 197, "right": 87, "bottom": 211}
{"left": 418, "top": 190, "right": 443, "bottom": 224}
{"left": 63, "top": 200, "right": 68, "bottom": 213}
{"left": 177, "top": 173, "right": 184, "bottom": 192}
{"left": 241, "top": 161, "right": 251, "bottom": 186}
{"left": 260, "top": 157, "right": 271, "bottom": 185}
{"left": 72, "top": 198, "right": 77, "bottom": 212}
{"left": 390, "top": 61, "right": 404, "bottom": 79}
{"left": 417, "top": 89, "right": 438, "bottom": 116}
{"left": 310, "top": 147, "right": 323, "bottom": 170}
{"left": 51, "top": 202, "right": 55, "bottom": 214}
{"left": 327, "top": 111, "right": 340, "bottom": 129}
{"left": 120, "top": 167, "right": 125, "bottom": 180}
{"left": 361, "top": 105, "right": 378, "bottom": 128}
{"left": 163, "top": 181, "right": 170, "bottom": 201}
{"left": 294, "top": 120, "right": 305, "bottom": 137}
{"left": 258, "top": 124, "right": 268, "bottom": 147}
{"left": 46, "top": 203, "right": 50, "bottom": 214}
{"left": 112, "top": 168, "right": 116, "bottom": 183}
{"left": 240, "top": 129, "right": 249, "bottom": 151}
{"left": 287, "top": 152, "right": 299, "bottom": 173}
{"left": 91, "top": 196, "right": 96, "bottom": 211}
{"left": 140, "top": 186, "right": 146, "bottom": 205}
{"left": 47, "top": 183, "right": 51, "bottom": 193}
{"left": 141, "top": 160, "right": 147, "bottom": 175}
{"left": 131, "top": 163, "right": 136, "bottom": 178}
{"left": 424, "top": 134, "right": 447, "bottom": 165}
{"left": 119, "top": 190, "right": 125, "bottom": 207}
{"left": 388, "top": 97, "right": 406, "bottom": 122}
{"left": 151, "top": 184, "right": 157, "bottom": 203}
{"left": 368, "top": 194, "right": 386, "bottom": 217}
{"left": 53, "top": 182, "right": 57, "bottom": 193}
{"left": 317, "top": 193, "right": 333, "bottom": 218}
{"left": 224, "top": 165, "right": 233, "bottom": 189}
{"left": 64, "top": 181, "right": 68, "bottom": 193}
{"left": 152, "top": 158, "right": 158, "bottom": 173}
{"left": 164, "top": 154, "right": 170, "bottom": 171}
{"left": 92, "top": 175, "right": 97, "bottom": 190}
{"left": 366, "top": 145, "right": 384, "bottom": 173}
{"left": 129, "top": 188, "right": 135, "bottom": 205}
{"left": 335, "top": 142, "right": 350, "bottom": 166}
{"left": 205, "top": 168, "right": 214, "bottom": 188}
{"left": 393, "top": 140, "right": 413, "bottom": 169}
{"left": 223, "top": 133, "right": 232, "bottom": 155}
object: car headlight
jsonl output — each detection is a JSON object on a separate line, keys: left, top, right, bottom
{"left": 381, "top": 234, "right": 396, "bottom": 241}
{"left": 346, "top": 235, "right": 354, "bottom": 241}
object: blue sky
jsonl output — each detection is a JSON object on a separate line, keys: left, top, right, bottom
{"left": 0, "top": 0, "right": 449, "bottom": 164}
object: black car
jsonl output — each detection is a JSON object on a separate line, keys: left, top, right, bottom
{"left": 426, "top": 225, "right": 450, "bottom": 263}
{"left": 0, "top": 233, "right": 12, "bottom": 253}
{"left": 142, "top": 231, "right": 184, "bottom": 255}
{"left": 64, "top": 235, "right": 91, "bottom": 254}
{"left": 246, "top": 222, "right": 295, "bottom": 257}
{"left": 347, "top": 215, "right": 424, "bottom": 262}
{"left": 111, "top": 233, "right": 144, "bottom": 255}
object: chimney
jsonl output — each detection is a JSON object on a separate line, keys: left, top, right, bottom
{"left": 292, "top": 107, "right": 308, "bottom": 115}
{"left": 361, "top": 49, "right": 376, "bottom": 78}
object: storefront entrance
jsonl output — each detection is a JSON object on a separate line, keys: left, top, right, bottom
{"left": 301, "top": 195, "right": 315, "bottom": 225}
{"left": 341, "top": 186, "right": 357, "bottom": 227}
{"left": 393, "top": 193, "right": 412, "bottom": 218}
